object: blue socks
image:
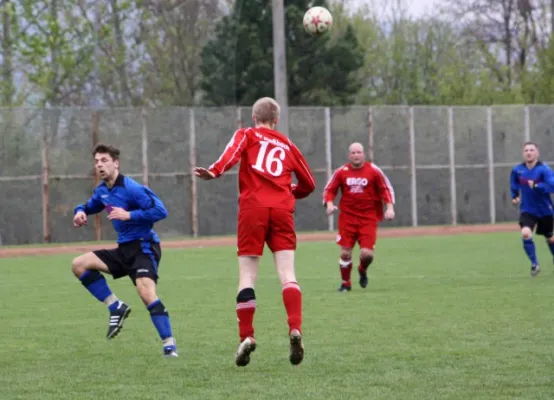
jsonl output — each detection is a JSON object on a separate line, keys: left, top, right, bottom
{"left": 79, "top": 270, "right": 113, "bottom": 303}
{"left": 79, "top": 272, "right": 173, "bottom": 347}
{"left": 147, "top": 299, "right": 174, "bottom": 342}
{"left": 523, "top": 238, "right": 538, "bottom": 265}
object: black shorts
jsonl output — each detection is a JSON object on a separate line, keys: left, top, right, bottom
{"left": 93, "top": 240, "right": 162, "bottom": 284}
{"left": 519, "top": 213, "right": 554, "bottom": 238}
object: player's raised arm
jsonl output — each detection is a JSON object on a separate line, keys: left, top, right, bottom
{"left": 194, "top": 128, "right": 250, "bottom": 180}
{"left": 291, "top": 145, "right": 316, "bottom": 199}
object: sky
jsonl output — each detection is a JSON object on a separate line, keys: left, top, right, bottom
{"left": 407, "top": 0, "right": 439, "bottom": 17}
{"left": 346, "top": 0, "right": 442, "bottom": 18}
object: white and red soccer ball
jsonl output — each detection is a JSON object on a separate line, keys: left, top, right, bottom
{"left": 303, "top": 6, "right": 333, "bottom": 36}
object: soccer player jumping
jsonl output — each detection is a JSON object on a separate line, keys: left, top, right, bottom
{"left": 323, "top": 142, "right": 395, "bottom": 292}
{"left": 194, "top": 97, "right": 316, "bottom": 367}
{"left": 510, "top": 141, "right": 554, "bottom": 276}
{"left": 72, "top": 144, "right": 178, "bottom": 357}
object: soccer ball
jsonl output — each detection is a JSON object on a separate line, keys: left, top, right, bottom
{"left": 303, "top": 6, "right": 333, "bottom": 36}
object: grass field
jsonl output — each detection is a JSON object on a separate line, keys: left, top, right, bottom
{"left": 1, "top": 231, "right": 553, "bottom": 400}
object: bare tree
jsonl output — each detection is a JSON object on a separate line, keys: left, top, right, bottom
{"left": 440, "top": 0, "right": 550, "bottom": 86}
{"left": 1, "top": 0, "right": 14, "bottom": 106}
{"left": 136, "top": 0, "right": 223, "bottom": 106}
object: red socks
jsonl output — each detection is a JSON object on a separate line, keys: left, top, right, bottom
{"left": 358, "top": 254, "right": 374, "bottom": 274}
{"left": 339, "top": 256, "right": 353, "bottom": 287}
{"left": 282, "top": 282, "right": 303, "bottom": 333}
{"left": 236, "top": 288, "right": 256, "bottom": 341}
{"left": 236, "top": 283, "right": 303, "bottom": 340}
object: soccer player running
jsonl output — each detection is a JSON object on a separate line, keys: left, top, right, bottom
{"left": 71, "top": 144, "right": 178, "bottom": 357}
{"left": 194, "top": 97, "right": 316, "bottom": 367}
{"left": 510, "top": 141, "right": 554, "bottom": 277}
{"left": 323, "top": 142, "right": 395, "bottom": 292}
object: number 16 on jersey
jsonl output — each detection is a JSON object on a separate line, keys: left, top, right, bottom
{"left": 252, "top": 140, "right": 286, "bottom": 177}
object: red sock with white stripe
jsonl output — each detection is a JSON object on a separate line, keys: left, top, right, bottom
{"left": 339, "top": 256, "right": 352, "bottom": 287}
{"left": 236, "top": 288, "right": 256, "bottom": 341}
{"left": 282, "top": 282, "right": 302, "bottom": 334}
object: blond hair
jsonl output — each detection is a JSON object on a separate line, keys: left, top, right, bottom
{"left": 252, "top": 97, "right": 280, "bottom": 124}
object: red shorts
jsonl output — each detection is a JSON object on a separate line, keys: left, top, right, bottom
{"left": 336, "top": 213, "right": 378, "bottom": 250}
{"left": 237, "top": 208, "right": 296, "bottom": 256}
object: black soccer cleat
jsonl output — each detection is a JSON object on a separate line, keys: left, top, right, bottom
{"left": 359, "top": 270, "right": 368, "bottom": 288}
{"left": 106, "top": 302, "right": 131, "bottom": 339}
{"left": 289, "top": 329, "right": 304, "bottom": 366}
{"left": 337, "top": 284, "right": 351, "bottom": 292}
{"left": 163, "top": 346, "right": 179, "bottom": 358}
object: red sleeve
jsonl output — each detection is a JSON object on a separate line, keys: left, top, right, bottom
{"left": 371, "top": 164, "right": 395, "bottom": 204}
{"left": 291, "top": 145, "right": 316, "bottom": 199}
{"left": 208, "top": 129, "right": 250, "bottom": 178}
{"left": 323, "top": 167, "right": 342, "bottom": 203}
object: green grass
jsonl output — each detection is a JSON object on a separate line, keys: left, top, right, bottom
{"left": 1, "top": 231, "right": 553, "bottom": 399}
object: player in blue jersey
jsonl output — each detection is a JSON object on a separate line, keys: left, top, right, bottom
{"left": 71, "top": 144, "right": 177, "bottom": 357}
{"left": 510, "top": 142, "right": 554, "bottom": 276}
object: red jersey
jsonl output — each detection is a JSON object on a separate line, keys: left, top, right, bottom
{"left": 208, "top": 127, "right": 316, "bottom": 211}
{"left": 323, "top": 161, "right": 395, "bottom": 220}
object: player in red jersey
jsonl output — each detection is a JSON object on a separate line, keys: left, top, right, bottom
{"left": 323, "top": 142, "right": 395, "bottom": 292}
{"left": 194, "top": 97, "right": 316, "bottom": 367}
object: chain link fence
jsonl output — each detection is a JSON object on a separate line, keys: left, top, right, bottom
{"left": 1, "top": 105, "right": 551, "bottom": 245}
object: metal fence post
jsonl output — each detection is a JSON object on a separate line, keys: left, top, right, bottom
{"left": 189, "top": 108, "right": 198, "bottom": 237}
{"left": 324, "top": 107, "right": 333, "bottom": 231}
{"left": 41, "top": 110, "right": 51, "bottom": 243}
{"left": 237, "top": 107, "right": 243, "bottom": 130}
{"left": 524, "top": 105, "right": 530, "bottom": 142}
{"left": 141, "top": 107, "right": 149, "bottom": 186}
{"left": 409, "top": 106, "right": 418, "bottom": 227}
{"left": 368, "top": 106, "right": 374, "bottom": 162}
{"left": 448, "top": 107, "right": 457, "bottom": 225}
{"left": 91, "top": 111, "right": 101, "bottom": 240}
{"left": 487, "top": 107, "right": 496, "bottom": 224}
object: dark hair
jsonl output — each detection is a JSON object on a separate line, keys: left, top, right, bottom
{"left": 93, "top": 144, "right": 120, "bottom": 161}
{"left": 523, "top": 141, "right": 539, "bottom": 149}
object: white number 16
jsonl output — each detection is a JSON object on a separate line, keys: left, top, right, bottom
{"left": 252, "top": 140, "right": 286, "bottom": 176}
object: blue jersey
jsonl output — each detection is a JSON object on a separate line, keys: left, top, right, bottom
{"left": 510, "top": 161, "right": 554, "bottom": 217}
{"left": 74, "top": 174, "right": 168, "bottom": 243}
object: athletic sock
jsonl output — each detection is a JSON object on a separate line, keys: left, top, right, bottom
{"left": 523, "top": 238, "right": 539, "bottom": 265}
{"left": 236, "top": 288, "right": 256, "bottom": 341}
{"left": 282, "top": 282, "right": 302, "bottom": 334}
{"left": 147, "top": 299, "right": 174, "bottom": 341}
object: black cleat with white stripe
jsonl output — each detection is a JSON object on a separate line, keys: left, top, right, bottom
{"left": 106, "top": 302, "right": 131, "bottom": 339}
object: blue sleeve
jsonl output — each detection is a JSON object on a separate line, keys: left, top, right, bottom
{"left": 129, "top": 184, "right": 168, "bottom": 223}
{"left": 510, "top": 168, "right": 520, "bottom": 199}
{"left": 535, "top": 165, "right": 554, "bottom": 193}
{"left": 74, "top": 189, "right": 105, "bottom": 215}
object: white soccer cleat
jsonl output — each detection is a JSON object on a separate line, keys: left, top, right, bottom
{"left": 235, "top": 337, "right": 256, "bottom": 367}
